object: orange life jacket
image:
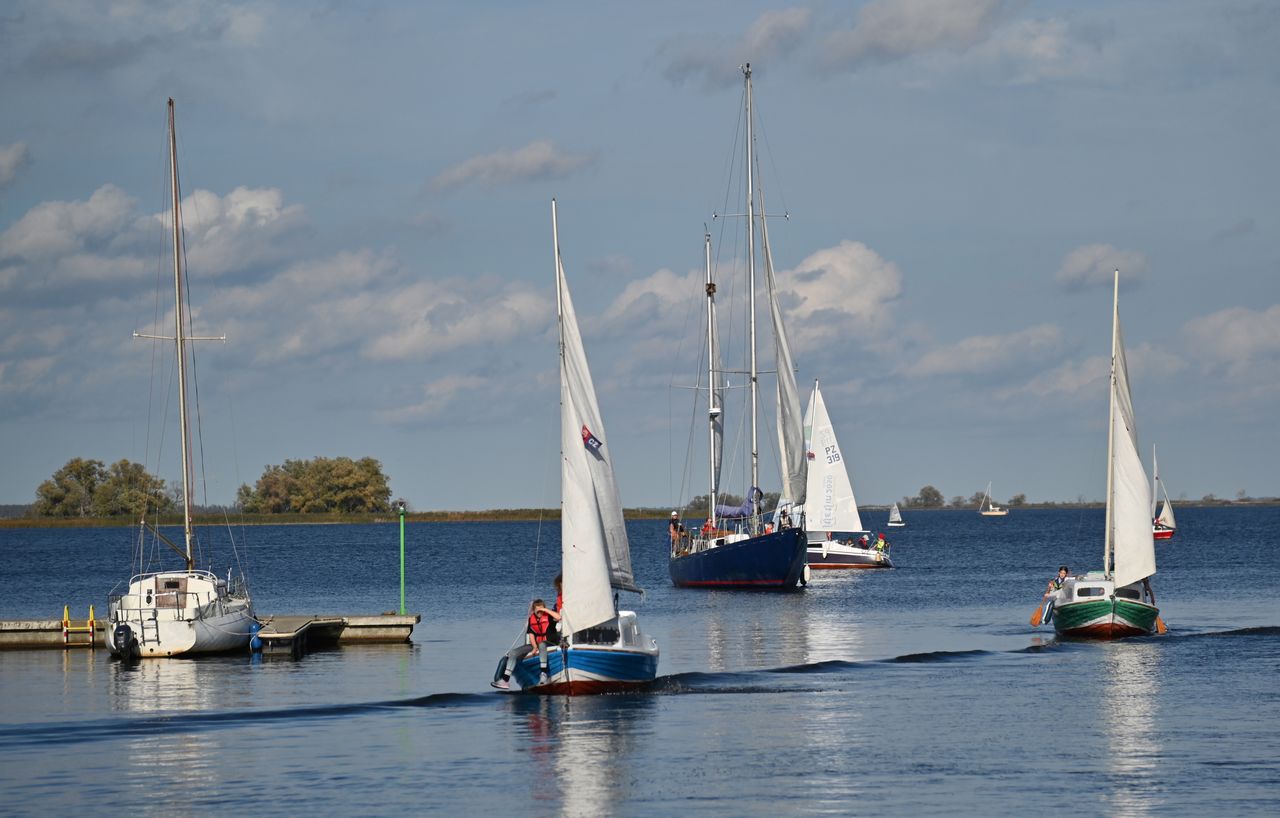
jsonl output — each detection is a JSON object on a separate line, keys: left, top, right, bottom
{"left": 528, "top": 611, "right": 552, "bottom": 644}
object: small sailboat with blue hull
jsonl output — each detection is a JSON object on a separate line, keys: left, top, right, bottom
{"left": 504, "top": 200, "right": 659, "bottom": 694}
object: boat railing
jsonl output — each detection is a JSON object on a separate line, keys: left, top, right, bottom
{"left": 107, "top": 588, "right": 214, "bottom": 621}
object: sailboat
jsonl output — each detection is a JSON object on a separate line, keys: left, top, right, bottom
{"left": 979, "top": 482, "right": 1008, "bottom": 516}
{"left": 668, "top": 64, "right": 808, "bottom": 590}
{"left": 1041, "top": 270, "right": 1161, "bottom": 639}
{"left": 1151, "top": 446, "right": 1177, "bottom": 540}
{"left": 887, "top": 503, "right": 906, "bottom": 528}
{"left": 105, "top": 99, "right": 255, "bottom": 658}
{"left": 800, "top": 381, "right": 891, "bottom": 569}
{"left": 504, "top": 200, "right": 659, "bottom": 693}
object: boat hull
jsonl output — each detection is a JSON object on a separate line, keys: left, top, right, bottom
{"left": 806, "top": 541, "right": 892, "bottom": 569}
{"left": 1153, "top": 527, "right": 1175, "bottom": 540}
{"left": 106, "top": 571, "right": 254, "bottom": 658}
{"left": 1052, "top": 598, "right": 1159, "bottom": 639}
{"left": 514, "top": 644, "right": 659, "bottom": 695}
{"left": 669, "top": 527, "right": 807, "bottom": 588}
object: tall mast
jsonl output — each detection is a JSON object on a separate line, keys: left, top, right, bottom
{"left": 1103, "top": 269, "right": 1120, "bottom": 579}
{"left": 552, "top": 198, "right": 565, "bottom": 462}
{"left": 168, "top": 98, "right": 195, "bottom": 571}
{"left": 705, "top": 229, "right": 718, "bottom": 529}
{"left": 744, "top": 63, "right": 759, "bottom": 516}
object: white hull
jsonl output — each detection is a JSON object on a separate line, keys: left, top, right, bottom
{"left": 107, "top": 570, "right": 254, "bottom": 658}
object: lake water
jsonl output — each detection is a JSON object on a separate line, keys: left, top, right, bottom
{"left": 1, "top": 506, "right": 1277, "bottom": 816}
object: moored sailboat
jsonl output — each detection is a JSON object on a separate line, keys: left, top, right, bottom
{"left": 668, "top": 64, "right": 807, "bottom": 590}
{"left": 1152, "top": 446, "right": 1177, "bottom": 540}
{"left": 504, "top": 200, "right": 659, "bottom": 694}
{"left": 105, "top": 99, "right": 254, "bottom": 659}
{"left": 979, "top": 482, "right": 1008, "bottom": 516}
{"left": 1041, "top": 270, "right": 1161, "bottom": 639}
{"left": 800, "top": 381, "right": 891, "bottom": 569}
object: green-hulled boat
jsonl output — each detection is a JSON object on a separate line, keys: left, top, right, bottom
{"left": 1042, "top": 271, "right": 1161, "bottom": 639}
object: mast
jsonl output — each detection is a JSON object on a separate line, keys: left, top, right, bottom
{"left": 705, "top": 229, "right": 719, "bottom": 529}
{"left": 552, "top": 198, "right": 565, "bottom": 439}
{"left": 1151, "top": 445, "right": 1159, "bottom": 517}
{"left": 744, "top": 63, "right": 759, "bottom": 520}
{"left": 168, "top": 98, "right": 195, "bottom": 572}
{"left": 1104, "top": 269, "right": 1120, "bottom": 579}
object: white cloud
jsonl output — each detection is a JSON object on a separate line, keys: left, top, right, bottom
{"left": 431, "top": 141, "right": 595, "bottom": 191}
{"left": 602, "top": 267, "right": 699, "bottom": 326}
{"left": 994, "top": 354, "right": 1108, "bottom": 402}
{"left": 822, "top": 0, "right": 1011, "bottom": 70}
{"left": 378, "top": 374, "right": 492, "bottom": 424}
{"left": 1184, "top": 303, "right": 1280, "bottom": 374}
{"left": 972, "top": 17, "right": 1105, "bottom": 83}
{"left": 165, "top": 186, "right": 306, "bottom": 278}
{"left": 1054, "top": 244, "right": 1149, "bottom": 291}
{"left": 0, "top": 184, "right": 136, "bottom": 264}
{"left": 0, "top": 143, "right": 32, "bottom": 190}
{"left": 907, "top": 324, "right": 1063, "bottom": 378}
{"left": 778, "top": 240, "right": 902, "bottom": 351}
{"left": 660, "top": 8, "right": 813, "bottom": 88}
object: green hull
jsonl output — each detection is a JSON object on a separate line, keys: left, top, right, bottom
{"left": 1053, "top": 598, "right": 1158, "bottom": 639}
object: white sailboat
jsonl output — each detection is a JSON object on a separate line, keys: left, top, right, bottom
{"left": 800, "top": 381, "right": 891, "bottom": 569}
{"left": 1151, "top": 446, "right": 1176, "bottom": 540}
{"left": 888, "top": 503, "right": 905, "bottom": 528}
{"left": 668, "top": 63, "right": 809, "bottom": 589}
{"left": 1038, "top": 270, "right": 1161, "bottom": 638}
{"left": 105, "top": 99, "right": 254, "bottom": 658}
{"left": 501, "top": 199, "right": 659, "bottom": 694}
{"left": 979, "top": 482, "right": 1008, "bottom": 516}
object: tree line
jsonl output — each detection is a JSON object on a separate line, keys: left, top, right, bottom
{"left": 28, "top": 456, "right": 393, "bottom": 517}
{"left": 900, "top": 485, "right": 1028, "bottom": 509}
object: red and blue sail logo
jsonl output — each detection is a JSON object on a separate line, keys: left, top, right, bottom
{"left": 581, "top": 425, "right": 603, "bottom": 455}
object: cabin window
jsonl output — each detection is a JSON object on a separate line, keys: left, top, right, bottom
{"left": 1076, "top": 587, "right": 1105, "bottom": 598}
{"left": 1116, "top": 589, "right": 1140, "bottom": 600}
{"left": 163, "top": 580, "right": 181, "bottom": 590}
{"left": 573, "top": 626, "right": 620, "bottom": 645}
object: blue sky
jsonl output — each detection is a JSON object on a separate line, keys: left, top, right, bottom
{"left": 1, "top": 1, "right": 1277, "bottom": 511}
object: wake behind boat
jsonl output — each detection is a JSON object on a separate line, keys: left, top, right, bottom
{"left": 799, "top": 381, "right": 891, "bottom": 570}
{"left": 1036, "top": 271, "right": 1162, "bottom": 639}
{"left": 496, "top": 200, "right": 658, "bottom": 694}
{"left": 105, "top": 100, "right": 253, "bottom": 659}
{"left": 668, "top": 64, "right": 807, "bottom": 590}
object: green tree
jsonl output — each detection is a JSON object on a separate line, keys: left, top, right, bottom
{"left": 91, "top": 459, "right": 173, "bottom": 517}
{"left": 914, "top": 485, "right": 944, "bottom": 508}
{"left": 237, "top": 456, "right": 392, "bottom": 513}
{"left": 34, "top": 458, "right": 105, "bottom": 517}
{"left": 1008, "top": 493, "right": 1027, "bottom": 506}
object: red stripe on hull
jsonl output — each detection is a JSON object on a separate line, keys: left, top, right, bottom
{"left": 1153, "top": 529, "right": 1174, "bottom": 540}
{"left": 1063, "top": 621, "right": 1149, "bottom": 639}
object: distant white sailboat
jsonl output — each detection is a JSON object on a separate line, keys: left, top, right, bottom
{"left": 105, "top": 99, "right": 254, "bottom": 659}
{"left": 979, "top": 482, "right": 1008, "bottom": 517}
{"left": 1151, "top": 446, "right": 1177, "bottom": 540}
{"left": 888, "top": 503, "right": 905, "bottom": 528}
{"left": 799, "top": 381, "right": 892, "bottom": 569}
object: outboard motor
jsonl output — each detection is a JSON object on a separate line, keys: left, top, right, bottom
{"left": 112, "top": 623, "right": 140, "bottom": 661}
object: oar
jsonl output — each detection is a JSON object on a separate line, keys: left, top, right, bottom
{"left": 1030, "top": 601, "right": 1044, "bottom": 627}
{"left": 1155, "top": 616, "right": 1168, "bottom": 634}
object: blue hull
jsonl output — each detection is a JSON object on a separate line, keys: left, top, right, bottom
{"left": 514, "top": 646, "right": 658, "bottom": 695}
{"left": 668, "top": 527, "right": 807, "bottom": 589}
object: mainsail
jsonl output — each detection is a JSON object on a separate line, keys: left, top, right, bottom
{"left": 888, "top": 503, "right": 904, "bottom": 525}
{"left": 554, "top": 203, "right": 639, "bottom": 636}
{"left": 1152, "top": 447, "right": 1177, "bottom": 529}
{"left": 802, "top": 382, "right": 864, "bottom": 534}
{"left": 1108, "top": 283, "right": 1156, "bottom": 589}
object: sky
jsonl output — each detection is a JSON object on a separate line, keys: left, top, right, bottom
{"left": 1, "top": 0, "right": 1278, "bottom": 512}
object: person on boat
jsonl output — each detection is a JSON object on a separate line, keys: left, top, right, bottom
{"left": 859, "top": 534, "right": 870, "bottom": 548}
{"left": 779, "top": 507, "right": 792, "bottom": 529}
{"left": 492, "top": 599, "right": 561, "bottom": 689}
{"left": 669, "top": 511, "right": 689, "bottom": 554}
{"left": 874, "top": 533, "right": 888, "bottom": 553}
{"left": 1044, "top": 566, "right": 1070, "bottom": 597}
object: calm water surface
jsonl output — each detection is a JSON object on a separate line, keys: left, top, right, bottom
{"left": 1, "top": 506, "right": 1277, "bottom": 816}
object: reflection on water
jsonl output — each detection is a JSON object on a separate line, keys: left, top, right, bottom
{"left": 507, "top": 694, "right": 656, "bottom": 817}
{"left": 1100, "top": 642, "right": 1163, "bottom": 817}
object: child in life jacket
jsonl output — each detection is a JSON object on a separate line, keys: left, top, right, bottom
{"left": 492, "top": 598, "right": 561, "bottom": 689}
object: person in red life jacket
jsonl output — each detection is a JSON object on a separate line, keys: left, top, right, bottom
{"left": 492, "top": 599, "right": 561, "bottom": 689}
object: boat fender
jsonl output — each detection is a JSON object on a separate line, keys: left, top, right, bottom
{"left": 249, "top": 621, "right": 262, "bottom": 652}
{"left": 801, "top": 564, "right": 811, "bottom": 586}
{"left": 1041, "top": 598, "right": 1055, "bottom": 624}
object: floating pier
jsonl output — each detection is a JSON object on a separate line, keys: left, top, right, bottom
{"left": 0, "top": 611, "right": 419, "bottom": 651}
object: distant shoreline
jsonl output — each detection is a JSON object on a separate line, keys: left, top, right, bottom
{"left": 1, "top": 501, "right": 1275, "bottom": 529}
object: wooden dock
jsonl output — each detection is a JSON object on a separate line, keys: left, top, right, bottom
{"left": 0, "top": 612, "right": 420, "bottom": 651}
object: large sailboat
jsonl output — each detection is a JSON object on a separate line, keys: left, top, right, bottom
{"left": 979, "top": 482, "right": 1008, "bottom": 516}
{"left": 505, "top": 200, "right": 659, "bottom": 693}
{"left": 1151, "top": 446, "right": 1177, "bottom": 540}
{"left": 105, "top": 99, "right": 255, "bottom": 659}
{"left": 668, "top": 64, "right": 808, "bottom": 590}
{"left": 1041, "top": 270, "right": 1161, "bottom": 639}
{"left": 800, "top": 381, "right": 891, "bottom": 569}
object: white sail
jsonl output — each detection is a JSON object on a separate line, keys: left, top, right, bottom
{"left": 888, "top": 503, "right": 903, "bottom": 525}
{"left": 554, "top": 203, "right": 636, "bottom": 635}
{"left": 759, "top": 185, "right": 806, "bottom": 506}
{"left": 802, "top": 382, "right": 864, "bottom": 534}
{"left": 1152, "top": 446, "right": 1176, "bottom": 529}
{"left": 1156, "top": 499, "right": 1176, "bottom": 529}
{"left": 1109, "top": 299, "right": 1156, "bottom": 589}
